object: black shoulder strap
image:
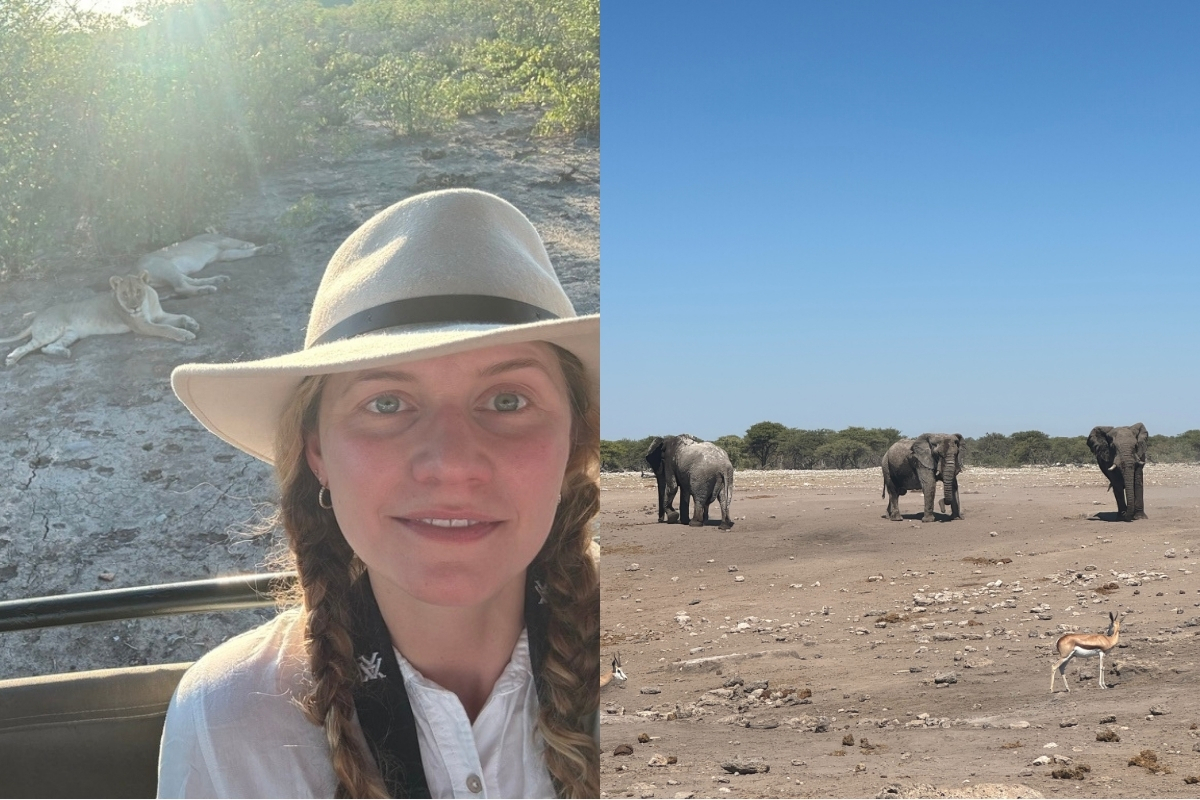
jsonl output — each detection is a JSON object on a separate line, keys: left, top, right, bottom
{"left": 348, "top": 571, "right": 554, "bottom": 799}
{"left": 348, "top": 573, "right": 431, "bottom": 798}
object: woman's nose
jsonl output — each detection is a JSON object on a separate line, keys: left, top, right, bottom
{"left": 408, "top": 405, "right": 492, "bottom": 485}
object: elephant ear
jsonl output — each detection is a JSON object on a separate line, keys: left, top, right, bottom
{"left": 1087, "top": 426, "right": 1113, "bottom": 456}
{"left": 911, "top": 437, "right": 936, "bottom": 471}
{"left": 645, "top": 437, "right": 664, "bottom": 470}
{"left": 1132, "top": 422, "right": 1149, "bottom": 460}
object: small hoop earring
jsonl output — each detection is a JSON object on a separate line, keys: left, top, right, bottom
{"left": 318, "top": 485, "right": 333, "bottom": 510}
{"left": 556, "top": 494, "right": 562, "bottom": 507}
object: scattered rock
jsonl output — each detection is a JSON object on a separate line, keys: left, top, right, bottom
{"left": 613, "top": 744, "right": 633, "bottom": 756}
{"left": 1096, "top": 728, "right": 1120, "bottom": 742}
{"left": 720, "top": 758, "right": 769, "bottom": 775}
{"left": 746, "top": 718, "right": 779, "bottom": 730}
{"left": 626, "top": 563, "right": 640, "bottom": 571}
{"left": 933, "top": 671, "right": 958, "bottom": 685}
{"left": 734, "top": 575, "right": 745, "bottom": 582}
{"left": 1051, "top": 764, "right": 1090, "bottom": 780}
{"left": 647, "top": 753, "right": 670, "bottom": 767}
{"left": 640, "top": 687, "right": 661, "bottom": 695}
{"left": 877, "top": 783, "right": 1044, "bottom": 798}
{"left": 1059, "top": 719, "right": 1077, "bottom": 728}
{"left": 843, "top": 734, "right": 856, "bottom": 746}
{"left": 1129, "top": 749, "right": 1172, "bottom": 774}
{"left": 98, "top": 571, "right": 115, "bottom": 582}
{"left": 637, "top": 733, "right": 651, "bottom": 744}
{"left": 1150, "top": 705, "right": 1169, "bottom": 716}
{"left": 1099, "top": 715, "right": 1117, "bottom": 724}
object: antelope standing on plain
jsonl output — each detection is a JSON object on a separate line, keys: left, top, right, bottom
{"left": 1050, "top": 611, "right": 1122, "bottom": 693}
{"left": 601, "top": 652, "right": 627, "bottom": 689}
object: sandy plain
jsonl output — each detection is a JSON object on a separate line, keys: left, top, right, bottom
{"left": 599, "top": 464, "right": 1200, "bottom": 798}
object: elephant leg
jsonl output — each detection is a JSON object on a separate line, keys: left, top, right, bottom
{"left": 678, "top": 486, "right": 692, "bottom": 526}
{"left": 920, "top": 477, "right": 936, "bottom": 523}
{"left": 884, "top": 485, "right": 903, "bottom": 521}
{"left": 664, "top": 484, "right": 680, "bottom": 523}
{"left": 1133, "top": 464, "right": 1147, "bottom": 519}
{"left": 717, "top": 490, "right": 733, "bottom": 530}
{"left": 1110, "top": 475, "right": 1128, "bottom": 517}
{"left": 701, "top": 483, "right": 717, "bottom": 523}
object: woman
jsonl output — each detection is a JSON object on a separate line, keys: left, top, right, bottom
{"left": 157, "top": 189, "right": 599, "bottom": 798}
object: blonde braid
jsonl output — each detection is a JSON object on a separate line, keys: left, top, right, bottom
{"left": 532, "top": 347, "right": 601, "bottom": 798}
{"left": 275, "top": 376, "right": 389, "bottom": 799}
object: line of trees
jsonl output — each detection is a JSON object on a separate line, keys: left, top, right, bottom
{"left": 601, "top": 424, "right": 1200, "bottom": 472}
{"left": 1, "top": 0, "right": 598, "bottom": 276}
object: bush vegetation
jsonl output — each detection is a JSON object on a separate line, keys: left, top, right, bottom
{"left": 601, "top": 425, "right": 1200, "bottom": 472}
{"left": 0, "top": 0, "right": 598, "bottom": 277}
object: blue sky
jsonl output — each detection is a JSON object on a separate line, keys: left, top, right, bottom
{"left": 600, "top": 1, "right": 1200, "bottom": 441}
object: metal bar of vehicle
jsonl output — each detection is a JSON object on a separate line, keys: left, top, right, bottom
{"left": 0, "top": 572, "right": 297, "bottom": 633}
{"left": 0, "top": 572, "right": 299, "bottom": 798}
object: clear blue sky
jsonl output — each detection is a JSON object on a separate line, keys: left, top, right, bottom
{"left": 600, "top": 1, "right": 1199, "bottom": 441}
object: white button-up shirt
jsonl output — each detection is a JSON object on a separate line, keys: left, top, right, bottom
{"left": 157, "top": 608, "right": 556, "bottom": 798}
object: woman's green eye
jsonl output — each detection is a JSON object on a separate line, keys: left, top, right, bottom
{"left": 491, "top": 392, "right": 526, "bottom": 412}
{"left": 369, "top": 395, "right": 403, "bottom": 414}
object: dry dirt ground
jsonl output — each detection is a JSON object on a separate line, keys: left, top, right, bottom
{"left": 0, "top": 109, "right": 597, "bottom": 681}
{"left": 599, "top": 464, "right": 1200, "bottom": 799}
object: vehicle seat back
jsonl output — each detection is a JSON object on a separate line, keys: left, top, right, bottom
{"left": 0, "top": 662, "right": 189, "bottom": 798}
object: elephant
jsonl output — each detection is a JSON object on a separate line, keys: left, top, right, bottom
{"left": 1086, "top": 423, "right": 1148, "bottom": 521}
{"left": 644, "top": 434, "right": 734, "bottom": 530}
{"left": 882, "top": 433, "right": 964, "bottom": 522}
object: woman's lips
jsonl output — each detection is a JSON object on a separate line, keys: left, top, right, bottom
{"left": 396, "top": 516, "right": 501, "bottom": 540}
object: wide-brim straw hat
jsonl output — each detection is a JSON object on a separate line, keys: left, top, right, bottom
{"left": 171, "top": 188, "right": 598, "bottom": 464}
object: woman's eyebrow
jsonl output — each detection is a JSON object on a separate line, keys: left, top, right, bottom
{"left": 479, "top": 358, "right": 552, "bottom": 377}
{"left": 341, "top": 369, "right": 418, "bottom": 388}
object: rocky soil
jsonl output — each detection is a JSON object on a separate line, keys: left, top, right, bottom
{"left": 599, "top": 464, "right": 1200, "bottom": 798}
{"left": 0, "top": 109, "right": 597, "bottom": 680}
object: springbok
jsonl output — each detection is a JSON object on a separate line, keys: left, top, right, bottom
{"left": 600, "top": 652, "right": 627, "bottom": 689}
{"left": 1050, "top": 611, "right": 1122, "bottom": 693}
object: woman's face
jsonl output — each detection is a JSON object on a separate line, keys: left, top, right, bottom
{"left": 305, "top": 342, "right": 573, "bottom": 608}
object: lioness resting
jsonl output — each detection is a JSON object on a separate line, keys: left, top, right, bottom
{"left": 1, "top": 272, "right": 198, "bottom": 366}
{"left": 137, "top": 232, "right": 278, "bottom": 297}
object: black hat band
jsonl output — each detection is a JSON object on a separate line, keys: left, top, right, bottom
{"left": 310, "top": 294, "right": 560, "bottom": 347}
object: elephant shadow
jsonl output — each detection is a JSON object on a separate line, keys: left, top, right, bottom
{"left": 1090, "top": 511, "right": 1133, "bottom": 523}
{"left": 685, "top": 518, "right": 734, "bottom": 529}
{"left": 889, "top": 511, "right": 958, "bottom": 523}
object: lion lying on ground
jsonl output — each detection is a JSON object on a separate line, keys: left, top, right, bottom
{"left": 1, "top": 272, "right": 198, "bottom": 366}
{"left": 137, "top": 232, "right": 278, "bottom": 297}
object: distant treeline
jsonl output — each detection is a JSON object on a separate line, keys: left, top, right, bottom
{"left": 601, "top": 423, "right": 1200, "bottom": 472}
{"left": 1, "top": 0, "right": 597, "bottom": 275}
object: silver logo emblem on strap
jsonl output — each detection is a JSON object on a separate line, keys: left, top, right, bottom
{"left": 357, "top": 652, "right": 386, "bottom": 681}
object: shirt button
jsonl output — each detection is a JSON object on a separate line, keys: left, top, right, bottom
{"left": 465, "top": 774, "right": 483, "bottom": 794}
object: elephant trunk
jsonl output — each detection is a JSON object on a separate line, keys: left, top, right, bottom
{"left": 1122, "top": 462, "right": 1136, "bottom": 520}
{"left": 942, "top": 455, "right": 957, "bottom": 505}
